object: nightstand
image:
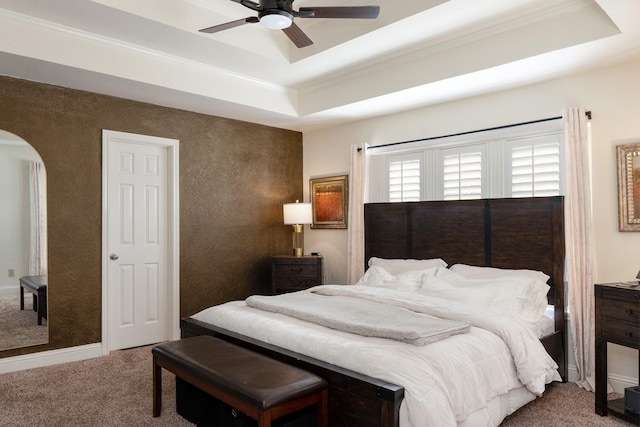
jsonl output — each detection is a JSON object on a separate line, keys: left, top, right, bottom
{"left": 594, "top": 282, "right": 640, "bottom": 424}
{"left": 271, "top": 255, "right": 323, "bottom": 295}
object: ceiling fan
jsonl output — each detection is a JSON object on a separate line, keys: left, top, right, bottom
{"left": 199, "top": 0, "right": 380, "bottom": 48}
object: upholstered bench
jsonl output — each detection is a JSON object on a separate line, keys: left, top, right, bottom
{"left": 152, "top": 336, "right": 328, "bottom": 427}
{"left": 19, "top": 275, "right": 47, "bottom": 325}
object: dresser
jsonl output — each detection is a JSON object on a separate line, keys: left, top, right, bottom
{"left": 594, "top": 282, "right": 640, "bottom": 423}
{"left": 271, "top": 255, "right": 323, "bottom": 295}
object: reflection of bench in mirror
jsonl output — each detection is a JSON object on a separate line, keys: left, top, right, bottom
{"left": 19, "top": 275, "right": 47, "bottom": 325}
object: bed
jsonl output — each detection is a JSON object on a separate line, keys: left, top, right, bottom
{"left": 180, "top": 196, "right": 566, "bottom": 426}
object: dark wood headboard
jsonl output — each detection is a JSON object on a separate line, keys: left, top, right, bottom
{"left": 364, "top": 196, "right": 565, "bottom": 333}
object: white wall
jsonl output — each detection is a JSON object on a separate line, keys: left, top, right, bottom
{"left": 0, "top": 143, "right": 39, "bottom": 295}
{"left": 303, "top": 57, "right": 640, "bottom": 391}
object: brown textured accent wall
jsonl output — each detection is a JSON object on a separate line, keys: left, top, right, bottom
{"left": 0, "top": 76, "right": 301, "bottom": 358}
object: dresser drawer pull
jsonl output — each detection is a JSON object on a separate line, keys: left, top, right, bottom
{"left": 626, "top": 309, "right": 640, "bottom": 318}
{"left": 626, "top": 332, "right": 640, "bottom": 341}
{"left": 289, "top": 267, "right": 304, "bottom": 273}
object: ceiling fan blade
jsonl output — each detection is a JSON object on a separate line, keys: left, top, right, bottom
{"left": 282, "top": 22, "right": 313, "bottom": 48}
{"left": 297, "top": 6, "right": 380, "bottom": 19}
{"left": 239, "top": 0, "right": 261, "bottom": 11}
{"left": 199, "top": 17, "right": 259, "bottom": 34}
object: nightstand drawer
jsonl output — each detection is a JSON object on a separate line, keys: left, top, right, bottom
{"left": 274, "top": 276, "right": 320, "bottom": 292}
{"left": 274, "top": 263, "right": 320, "bottom": 277}
{"left": 601, "top": 321, "right": 640, "bottom": 347}
{"left": 599, "top": 298, "right": 640, "bottom": 325}
{"left": 598, "top": 285, "right": 640, "bottom": 302}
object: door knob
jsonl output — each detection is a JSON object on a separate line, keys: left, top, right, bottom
{"left": 109, "top": 253, "right": 119, "bottom": 260}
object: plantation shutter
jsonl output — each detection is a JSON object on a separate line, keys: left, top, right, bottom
{"left": 442, "top": 149, "right": 483, "bottom": 200}
{"left": 388, "top": 155, "right": 421, "bottom": 202}
{"left": 509, "top": 136, "right": 561, "bottom": 197}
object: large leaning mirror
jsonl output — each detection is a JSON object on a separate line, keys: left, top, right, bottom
{"left": 0, "top": 130, "right": 48, "bottom": 350}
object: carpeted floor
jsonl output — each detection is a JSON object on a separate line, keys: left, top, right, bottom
{"left": 0, "top": 344, "right": 191, "bottom": 427}
{"left": 501, "top": 382, "right": 636, "bottom": 427}
{"left": 0, "top": 344, "right": 636, "bottom": 426}
{"left": 0, "top": 294, "right": 48, "bottom": 350}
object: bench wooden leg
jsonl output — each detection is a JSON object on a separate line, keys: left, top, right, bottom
{"left": 317, "top": 388, "right": 328, "bottom": 427}
{"left": 153, "top": 355, "right": 162, "bottom": 417}
{"left": 257, "top": 411, "right": 271, "bottom": 427}
{"left": 37, "top": 289, "right": 46, "bottom": 325}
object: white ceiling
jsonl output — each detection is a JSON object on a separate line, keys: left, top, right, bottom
{"left": 0, "top": 0, "right": 639, "bottom": 132}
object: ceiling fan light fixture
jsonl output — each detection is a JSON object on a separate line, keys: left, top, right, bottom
{"left": 259, "top": 10, "right": 293, "bottom": 29}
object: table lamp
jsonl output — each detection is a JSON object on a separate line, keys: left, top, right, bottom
{"left": 283, "top": 200, "right": 312, "bottom": 257}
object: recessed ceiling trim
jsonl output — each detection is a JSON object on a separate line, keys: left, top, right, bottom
{"left": 0, "top": 7, "right": 286, "bottom": 90}
{"left": 297, "top": 0, "right": 617, "bottom": 91}
{"left": 0, "top": 6, "right": 299, "bottom": 116}
{"left": 296, "top": 0, "right": 620, "bottom": 115}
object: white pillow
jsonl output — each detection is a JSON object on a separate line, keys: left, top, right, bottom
{"left": 355, "top": 265, "right": 440, "bottom": 292}
{"left": 368, "top": 257, "right": 447, "bottom": 275}
{"left": 449, "top": 263, "right": 550, "bottom": 283}
{"left": 420, "top": 268, "right": 550, "bottom": 323}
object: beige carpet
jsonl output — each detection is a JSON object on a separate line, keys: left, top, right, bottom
{"left": 0, "top": 344, "right": 636, "bottom": 426}
{"left": 0, "top": 344, "right": 191, "bottom": 427}
{"left": 0, "top": 294, "right": 48, "bottom": 350}
{"left": 501, "top": 383, "right": 636, "bottom": 427}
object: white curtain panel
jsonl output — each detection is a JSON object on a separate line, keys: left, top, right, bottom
{"left": 29, "top": 161, "right": 47, "bottom": 276}
{"left": 347, "top": 144, "right": 369, "bottom": 284}
{"left": 563, "top": 107, "right": 596, "bottom": 391}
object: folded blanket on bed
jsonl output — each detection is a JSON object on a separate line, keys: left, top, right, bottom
{"left": 246, "top": 292, "right": 471, "bottom": 345}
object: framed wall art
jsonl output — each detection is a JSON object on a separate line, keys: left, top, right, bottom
{"left": 617, "top": 142, "right": 640, "bottom": 231}
{"left": 310, "top": 175, "right": 348, "bottom": 229}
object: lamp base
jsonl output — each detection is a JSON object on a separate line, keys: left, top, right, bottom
{"left": 291, "top": 224, "right": 304, "bottom": 257}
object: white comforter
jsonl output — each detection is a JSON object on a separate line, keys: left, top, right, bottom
{"left": 192, "top": 285, "right": 560, "bottom": 427}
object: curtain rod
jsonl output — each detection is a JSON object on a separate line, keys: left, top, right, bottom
{"left": 361, "top": 111, "right": 592, "bottom": 151}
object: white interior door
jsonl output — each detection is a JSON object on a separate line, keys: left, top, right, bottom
{"left": 102, "top": 130, "right": 179, "bottom": 352}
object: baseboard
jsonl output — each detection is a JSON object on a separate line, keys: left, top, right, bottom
{"left": 0, "top": 343, "right": 102, "bottom": 374}
{"left": 609, "top": 372, "right": 639, "bottom": 393}
{"left": 567, "top": 363, "right": 637, "bottom": 393}
{"left": 0, "top": 286, "right": 18, "bottom": 297}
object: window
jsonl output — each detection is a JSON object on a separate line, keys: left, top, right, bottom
{"left": 507, "top": 135, "right": 562, "bottom": 197}
{"left": 385, "top": 153, "right": 422, "bottom": 202}
{"left": 440, "top": 146, "right": 484, "bottom": 200}
{"left": 368, "top": 123, "right": 563, "bottom": 202}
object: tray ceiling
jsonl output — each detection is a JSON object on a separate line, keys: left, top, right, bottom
{"left": 0, "top": 0, "right": 639, "bottom": 131}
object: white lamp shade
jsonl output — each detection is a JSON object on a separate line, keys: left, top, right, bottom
{"left": 283, "top": 202, "right": 312, "bottom": 225}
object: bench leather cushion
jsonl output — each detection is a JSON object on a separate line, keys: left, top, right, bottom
{"left": 153, "top": 336, "right": 326, "bottom": 410}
